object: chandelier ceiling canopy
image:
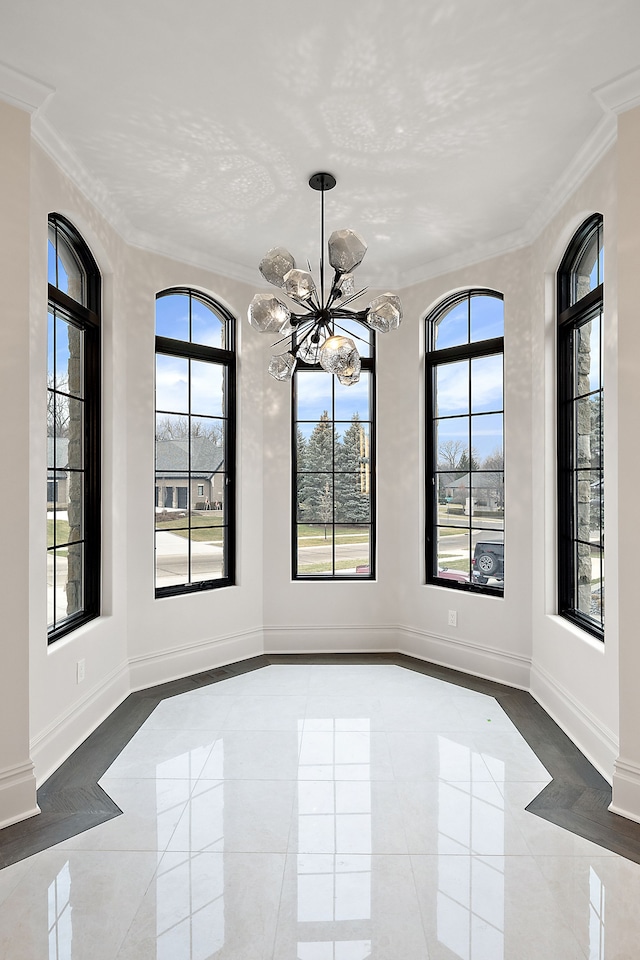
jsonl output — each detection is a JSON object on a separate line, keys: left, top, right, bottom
{"left": 248, "top": 173, "right": 403, "bottom": 384}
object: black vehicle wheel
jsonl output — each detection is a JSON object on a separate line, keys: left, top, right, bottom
{"left": 475, "top": 552, "right": 497, "bottom": 576}
{"left": 474, "top": 575, "right": 488, "bottom": 584}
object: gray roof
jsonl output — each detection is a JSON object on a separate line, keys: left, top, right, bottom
{"left": 155, "top": 437, "right": 224, "bottom": 477}
{"left": 48, "top": 436, "right": 224, "bottom": 477}
{"left": 47, "top": 437, "right": 69, "bottom": 471}
{"left": 447, "top": 472, "right": 502, "bottom": 490}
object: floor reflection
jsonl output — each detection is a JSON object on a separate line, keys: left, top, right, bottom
{"left": 297, "top": 719, "right": 372, "bottom": 957}
{"left": 156, "top": 742, "right": 225, "bottom": 958}
{"left": 589, "top": 866, "right": 605, "bottom": 960}
{"left": 5, "top": 665, "right": 640, "bottom": 959}
{"left": 437, "top": 736, "right": 505, "bottom": 959}
{"left": 48, "top": 861, "right": 71, "bottom": 960}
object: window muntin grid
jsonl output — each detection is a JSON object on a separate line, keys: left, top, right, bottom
{"left": 154, "top": 289, "right": 235, "bottom": 596}
{"left": 293, "top": 343, "right": 375, "bottom": 579}
{"left": 558, "top": 215, "right": 604, "bottom": 639}
{"left": 47, "top": 214, "right": 100, "bottom": 642}
{"left": 426, "top": 291, "right": 505, "bottom": 594}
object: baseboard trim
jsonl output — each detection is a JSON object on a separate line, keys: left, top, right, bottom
{"left": 29, "top": 629, "right": 264, "bottom": 798}
{"left": 396, "top": 624, "right": 531, "bottom": 690}
{"left": 0, "top": 761, "right": 40, "bottom": 830}
{"left": 530, "top": 661, "right": 618, "bottom": 783}
{"left": 264, "top": 624, "right": 396, "bottom": 655}
{"left": 611, "top": 758, "right": 640, "bottom": 824}
{"left": 30, "top": 662, "right": 130, "bottom": 788}
{"left": 265, "top": 623, "right": 531, "bottom": 689}
{"left": 128, "top": 627, "right": 265, "bottom": 691}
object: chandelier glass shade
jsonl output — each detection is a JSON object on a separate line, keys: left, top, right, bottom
{"left": 248, "top": 173, "right": 403, "bottom": 384}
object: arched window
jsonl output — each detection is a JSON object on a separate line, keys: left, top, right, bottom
{"left": 155, "top": 288, "right": 236, "bottom": 595}
{"left": 47, "top": 214, "right": 101, "bottom": 640}
{"left": 557, "top": 215, "right": 604, "bottom": 638}
{"left": 425, "top": 290, "right": 504, "bottom": 592}
{"left": 293, "top": 319, "right": 375, "bottom": 578}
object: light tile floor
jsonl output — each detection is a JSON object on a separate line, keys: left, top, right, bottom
{"left": 2, "top": 664, "right": 640, "bottom": 958}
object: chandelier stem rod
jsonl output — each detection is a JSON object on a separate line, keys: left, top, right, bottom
{"left": 320, "top": 185, "right": 325, "bottom": 309}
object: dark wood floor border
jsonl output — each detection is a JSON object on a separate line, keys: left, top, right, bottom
{"left": 1, "top": 652, "right": 639, "bottom": 869}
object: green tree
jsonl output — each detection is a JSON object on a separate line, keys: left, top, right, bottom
{"left": 296, "top": 428, "right": 310, "bottom": 520}
{"left": 335, "top": 413, "right": 370, "bottom": 523}
{"left": 298, "top": 412, "right": 337, "bottom": 523}
{"left": 318, "top": 480, "right": 333, "bottom": 539}
{"left": 458, "top": 449, "right": 480, "bottom": 474}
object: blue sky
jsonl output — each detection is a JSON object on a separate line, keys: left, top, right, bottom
{"left": 296, "top": 370, "right": 371, "bottom": 424}
{"left": 435, "top": 295, "right": 503, "bottom": 350}
{"left": 156, "top": 292, "right": 225, "bottom": 348}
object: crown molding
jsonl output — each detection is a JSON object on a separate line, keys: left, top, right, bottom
{"left": 123, "top": 228, "right": 260, "bottom": 287}
{"left": 29, "top": 91, "right": 619, "bottom": 294}
{"left": 32, "top": 115, "right": 137, "bottom": 240}
{"left": 520, "top": 112, "right": 617, "bottom": 244}
{"left": 32, "top": 114, "right": 261, "bottom": 288}
{"left": 593, "top": 65, "right": 640, "bottom": 115}
{"left": 0, "top": 61, "right": 54, "bottom": 114}
{"left": 398, "top": 111, "right": 617, "bottom": 290}
{"left": 398, "top": 227, "right": 530, "bottom": 289}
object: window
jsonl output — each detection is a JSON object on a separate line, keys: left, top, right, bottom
{"left": 425, "top": 290, "right": 504, "bottom": 593}
{"left": 155, "top": 288, "right": 235, "bottom": 595}
{"left": 47, "top": 214, "right": 101, "bottom": 641}
{"left": 557, "top": 215, "right": 604, "bottom": 638}
{"left": 293, "top": 320, "right": 375, "bottom": 578}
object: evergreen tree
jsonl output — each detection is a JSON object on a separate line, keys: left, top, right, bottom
{"left": 296, "top": 428, "right": 309, "bottom": 521}
{"left": 335, "top": 413, "right": 370, "bottom": 523}
{"left": 299, "top": 412, "right": 337, "bottom": 523}
{"left": 458, "top": 449, "right": 480, "bottom": 474}
{"left": 317, "top": 480, "right": 333, "bottom": 539}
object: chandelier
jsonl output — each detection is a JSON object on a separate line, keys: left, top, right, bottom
{"left": 248, "top": 172, "right": 403, "bottom": 384}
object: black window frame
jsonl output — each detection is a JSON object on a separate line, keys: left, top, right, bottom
{"left": 557, "top": 214, "right": 604, "bottom": 640}
{"left": 47, "top": 213, "right": 101, "bottom": 643}
{"left": 154, "top": 287, "right": 236, "bottom": 598}
{"left": 292, "top": 344, "right": 376, "bottom": 581}
{"left": 425, "top": 289, "right": 505, "bottom": 595}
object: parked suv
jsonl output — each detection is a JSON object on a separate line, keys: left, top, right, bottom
{"left": 472, "top": 540, "right": 504, "bottom": 584}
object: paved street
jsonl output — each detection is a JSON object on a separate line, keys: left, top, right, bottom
{"left": 155, "top": 531, "right": 224, "bottom": 587}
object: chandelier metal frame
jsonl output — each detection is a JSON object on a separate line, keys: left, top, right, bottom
{"left": 247, "top": 172, "right": 403, "bottom": 384}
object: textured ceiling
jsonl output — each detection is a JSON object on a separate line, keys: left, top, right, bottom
{"left": 1, "top": 0, "right": 640, "bottom": 287}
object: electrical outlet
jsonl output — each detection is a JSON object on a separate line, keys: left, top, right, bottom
{"left": 76, "top": 659, "right": 85, "bottom": 683}
{"left": 448, "top": 610, "right": 457, "bottom": 627}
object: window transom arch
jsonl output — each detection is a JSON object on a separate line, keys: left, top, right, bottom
{"left": 425, "top": 289, "right": 505, "bottom": 593}
{"left": 557, "top": 214, "right": 604, "bottom": 638}
{"left": 47, "top": 214, "right": 101, "bottom": 641}
{"left": 154, "top": 287, "right": 236, "bottom": 595}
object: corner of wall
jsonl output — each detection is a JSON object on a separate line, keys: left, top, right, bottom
{"left": 0, "top": 762, "right": 40, "bottom": 830}
{"left": 611, "top": 758, "right": 640, "bottom": 824}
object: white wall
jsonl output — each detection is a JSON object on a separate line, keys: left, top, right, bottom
{"left": 122, "top": 246, "right": 266, "bottom": 688}
{"left": 0, "top": 101, "right": 39, "bottom": 827}
{"left": 388, "top": 247, "right": 534, "bottom": 689}
{"left": 260, "top": 247, "right": 533, "bottom": 690}
{"left": 3, "top": 96, "right": 640, "bottom": 827}
{"left": 28, "top": 141, "right": 130, "bottom": 785}
{"left": 528, "top": 147, "right": 619, "bottom": 781}
{"left": 261, "top": 146, "right": 623, "bottom": 786}
{"left": 27, "top": 144, "right": 266, "bottom": 788}
{"left": 612, "top": 105, "right": 640, "bottom": 820}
